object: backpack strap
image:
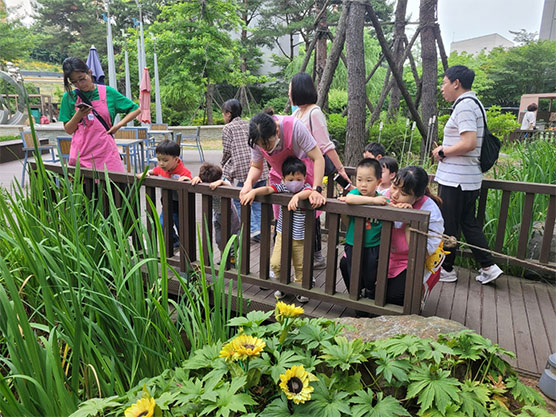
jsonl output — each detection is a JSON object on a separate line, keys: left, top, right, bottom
{"left": 74, "top": 89, "right": 112, "bottom": 133}
{"left": 453, "top": 96, "right": 488, "bottom": 134}
{"left": 308, "top": 106, "right": 317, "bottom": 134}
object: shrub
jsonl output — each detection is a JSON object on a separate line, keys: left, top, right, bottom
{"left": 72, "top": 304, "right": 549, "bottom": 417}
{"left": 367, "top": 117, "right": 423, "bottom": 160}
{"left": 263, "top": 96, "right": 289, "bottom": 115}
{"left": 327, "top": 113, "right": 347, "bottom": 148}
{"left": 328, "top": 89, "right": 348, "bottom": 114}
{"left": 438, "top": 106, "right": 519, "bottom": 140}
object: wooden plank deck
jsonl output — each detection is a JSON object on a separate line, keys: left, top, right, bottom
{"left": 172, "top": 239, "right": 556, "bottom": 376}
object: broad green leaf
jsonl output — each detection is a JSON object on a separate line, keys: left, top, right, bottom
{"left": 506, "top": 376, "right": 545, "bottom": 406}
{"left": 68, "top": 396, "right": 121, "bottom": 417}
{"left": 458, "top": 380, "right": 489, "bottom": 416}
{"left": 406, "top": 366, "right": 461, "bottom": 414}
{"left": 269, "top": 350, "right": 305, "bottom": 383}
{"left": 227, "top": 310, "right": 273, "bottom": 327}
{"left": 372, "top": 350, "right": 410, "bottom": 383}
{"left": 516, "top": 405, "right": 556, "bottom": 417}
{"left": 319, "top": 336, "right": 367, "bottom": 371}
{"left": 350, "top": 390, "right": 410, "bottom": 417}
{"left": 305, "top": 378, "right": 351, "bottom": 417}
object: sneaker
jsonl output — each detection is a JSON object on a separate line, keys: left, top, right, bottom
{"left": 313, "top": 255, "right": 326, "bottom": 270}
{"left": 439, "top": 268, "right": 458, "bottom": 282}
{"left": 296, "top": 295, "right": 309, "bottom": 303}
{"left": 476, "top": 264, "right": 503, "bottom": 285}
{"left": 274, "top": 290, "right": 286, "bottom": 300}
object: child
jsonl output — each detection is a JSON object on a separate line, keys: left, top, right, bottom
{"left": 378, "top": 156, "right": 398, "bottom": 196}
{"left": 240, "top": 156, "right": 313, "bottom": 303}
{"left": 363, "top": 142, "right": 385, "bottom": 159}
{"left": 139, "top": 140, "right": 192, "bottom": 247}
{"left": 386, "top": 166, "right": 444, "bottom": 305}
{"left": 191, "top": 162, "right": 241, "bottom": 263}
{"left": 338, "top": 158, "right": 388, "bottom": 299}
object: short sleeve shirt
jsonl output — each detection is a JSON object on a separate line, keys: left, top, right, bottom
{"left": 271, "top": 182, "right": 312, "bottom": 240}
{"left": 293, "top": 105, "right": 335, "bottom": 154}
{"left": 151, "top": 159, "right": 191, "bottom": 180}
{"left": 435, "top": 91, "right": 484, "bottom": 191}
{"left": 344, "top": 189, "right": 382, "bottom": 248}
{"left": 59, "top": 86, "right": 139, "bottom": 124}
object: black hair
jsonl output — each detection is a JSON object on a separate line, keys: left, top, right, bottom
{"left": 364, "top": 142, "right": 386, "bottom": 158}
{"left": 62, "top": 57, "right": 90, "bottom": 93}
{"left": 290, "top": 72, "right": 318, "bottom": 106}
{"left": 222, "top": 99, "right": 242, "bottom": 120}
{"left": 282, "top": 156, "right": 306, "bottom": 177}
{"left": 392, "top": 165, "right": 442, "bottom": 206}
{"left": 444, "top": 65, "right": 475, "bottom": 90}
{"left": 380, "top": 156, "right": 399, "bottom": 174}
{"left": 155, "top": 140, "right": 181, "bottom": 157}
{"left": 198, "top": 162, "right": 223, "bottom": 183}
{"left": 527, "top": 103, "right": 538, "bottom": 112}
{"left": 356, "top": 158, "right": 382, "bottom": 179}
{"left": 248, "top": 112, "right": 277, "bottom": 149}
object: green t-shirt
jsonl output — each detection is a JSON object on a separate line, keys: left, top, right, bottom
{"left": 59, "top": 86, "right": 139, "bottom": 124}
{"left": 345, "top": 188, "right": 382, "bottom": 248}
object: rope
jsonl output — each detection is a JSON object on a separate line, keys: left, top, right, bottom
{"left": 407, "top": 227, "right": 556, "bottom": 274}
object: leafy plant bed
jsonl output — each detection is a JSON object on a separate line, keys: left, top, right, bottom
{"left": 0, "top": 137, "right": 50, "bottom": 163}
{"left": 71, "top": 303, "right": 555, "bottom": 417}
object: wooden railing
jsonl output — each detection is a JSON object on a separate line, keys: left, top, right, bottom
{"left": 39, "top": 162, "right": 432, "bottom": 315}
{"left": 507, "top": 129, "right": 556, "bottom": 142}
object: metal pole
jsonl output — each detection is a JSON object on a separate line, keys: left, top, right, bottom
{"left": 152, "top": 35, "right": 162, "bottom": 124}
{"left": 122, "top": 31, "right": 133, "bottom": 126}
{"left": 135, "top": 0, "right": 147, "bottom": 72}
{"left": 104, "top": 0, "right": 117, "bottom": 90}
{"left": 136, "top": 37, "right": 142, "bottom": 83}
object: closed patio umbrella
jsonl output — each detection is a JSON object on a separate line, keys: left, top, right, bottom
{"left": 138, "top": 67, "right": 151, "bottom": 124}
{"left": 86, "top": 45, "right": 105, "bottom": 85}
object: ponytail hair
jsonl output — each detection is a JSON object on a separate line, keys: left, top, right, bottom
{"left": 248, "top": 112, "right": 276, "bottom": 149}
{"left": 222, "top": 99, "right": 242, "bottom": 120}
{"left": 392, "top": 165, "right": 442, "bottom": 207}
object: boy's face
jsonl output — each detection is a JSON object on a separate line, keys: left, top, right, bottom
{"left": 355, "top": 166, "right": 381, "bottom": 196}
{"left": 156, "top": 154, "right": 179, "bottom": 172}
{"left": 283, "top": 171, "right": 305, "bottom": 183}
{"left": 381, "top": 167, "right": 395, "bottom": 186}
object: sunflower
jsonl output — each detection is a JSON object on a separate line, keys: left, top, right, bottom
{"left": 219, "top": 340, "right": 237, "bottom": 361}
{"left": 275, "top": 301, "right": 304, "bottom": 322}
{"left": 279, "top": 365, "right": 318, "bottom": 404}
{"left": 231, "top": 334, "right": 266, "bottom": 360}
{"left": 124, "top": 397, "right": 155, "bottom": 417}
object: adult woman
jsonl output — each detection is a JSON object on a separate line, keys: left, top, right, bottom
{"left": 289, "top": 72, "right": 351, "bottom": 267}
{"left": 59, "top": 57, "right": 141, "bottom": 172}
{"left": 239, "top": 110, "right": 325, "bottom": 211}
{"left": 221, "top": 99, "right": 269, "bottom": 240}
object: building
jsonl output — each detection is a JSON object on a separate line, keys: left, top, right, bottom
{"left": 450, "top": 33, "right": 514, "bottom": 55}
{"left": 540, "top": 0, "right": 556, "bottom": 40}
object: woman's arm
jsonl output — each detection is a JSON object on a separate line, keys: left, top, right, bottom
{"left": 64, "top": 107, "right": 91, "bottom": 134}
{"left": 306, "top": 146, "right": 325, "bottom": 207}
{"left": 107, "top": 108, "right": 142, "bottom": 134}
{"left": 239, "top": 161, "right": 263, "bottom": 198}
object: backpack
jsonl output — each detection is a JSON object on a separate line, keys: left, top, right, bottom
{"left": 453, "top": 96, "right": 501, "bottom": 173}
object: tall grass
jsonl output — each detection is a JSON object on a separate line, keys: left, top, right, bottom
{"left": 0, "top": 154, "right": 241, "bottom": 415}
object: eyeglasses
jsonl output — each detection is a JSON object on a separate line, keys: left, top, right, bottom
{"left": 70, "top": 75, "right": 89, "bottom": 86}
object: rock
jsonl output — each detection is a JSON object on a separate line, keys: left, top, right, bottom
{"left": 337, "top": 315, "right": 467, "bottom": 342}
{"left": 526, "top": 221, "right": 556, "bottom": 280}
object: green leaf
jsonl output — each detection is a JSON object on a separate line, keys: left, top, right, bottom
{"left": 305, "top": 378, "right": 351, "bottom": 417}
{"left": 183, "top": 343, "right": 223, "bottom": 370}
{"left": 68, "top": 396, "right": 121, "bottom": 417}
{"left": 506, "top": 376, "right": 545, "bottom": 406}
{"left": 351, "top": 390, "right": 410, "bottom": 417}
{"left": 269, "top": 350, "right": 305, "bottom": 383}
{"left": 227, "top": 310, "right": 273, "bottom": 327}
{"left": 406, "top": 365, "right": 461, "bottom": 414}
{"left": 319, "top": 336, "right": 368, "bottom": 371}
{"left": 291, "top": 322, "right": 335, "bottom": 350}
{"left": 458, "top": 380, "right": 489, "bottom": 416}
{"left": 516, "top": 405, "right": 556, "bottom": 417}
{"left": 260, "top": 397, "right": 293, "bottom": 417}
{"left": 371, "top": 350, "right": 411, "bottom": 383}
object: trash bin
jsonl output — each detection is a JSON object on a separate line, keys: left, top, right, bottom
{"left": 30, "top": 109, "right": 41, "bottom": 124}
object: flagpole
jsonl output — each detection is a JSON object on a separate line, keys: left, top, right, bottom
{"left": 152, "top": 35, "right": 162, "bottom": 124}
{"left": 103, "top": 0, "right": 117, "bottom": 90}
{"left": 135, "top": 0, "right": 147, "bottom": 74}
{"left": 122, "top": 30, "right": 133, "bottom": 126}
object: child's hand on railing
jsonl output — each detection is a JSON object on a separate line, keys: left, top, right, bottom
{"left": 178, "top": 176, "right": 191, "bottom": 182}
{"left": 209, "top": 179, "right": 224, "bottom": 189}
{"left": 240, "top": 190, "right": 256, "bottom": 205}
{"left": 337, "top": 196, "right": 347, "bottom": 202}
{"left": 190, "top": 176, "right": 202, "bottom": 185}
{"left": 389, "top": 201, "right": 413, "bottom": 209}
{"left": 288, "top": 195, "right": 300, "bottom": 211}
{"left": 372, "top": 196, "right": 389, "bottom": 205}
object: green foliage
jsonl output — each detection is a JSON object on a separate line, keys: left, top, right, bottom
{"left": 327, "top": 113, "right": 347, "bottom": 144}
{"left": 264, "top": 96, "right": 289, "bottom": 114}
{"left": 70, "top": 313, "right": 550, "bottom": 416}
{"left": 367, "top": 117, "right": 423, "bottom": 163}
{"left": 438, "top": 106, "right": 520, "bottom": 140}
{"left": 0, "top": 12, "right": 36, "bottom": 63}
{"left": 328, "top": 89, "right": 348, "bottom": 114}
{"left": 0, "top": 135, "right": 19, "bottom": 142}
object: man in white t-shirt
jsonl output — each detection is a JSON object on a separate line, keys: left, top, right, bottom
{"left": 432, "top": 65, "right": 503, "bottom": 285}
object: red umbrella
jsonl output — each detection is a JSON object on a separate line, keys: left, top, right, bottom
{"left": 138, "top": 67, "right": 151, "bottom": 124}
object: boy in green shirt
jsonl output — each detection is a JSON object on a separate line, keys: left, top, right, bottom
{"left": 338, "top": 158, "right": 387, "bottom": 298}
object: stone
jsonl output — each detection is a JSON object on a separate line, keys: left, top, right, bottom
{"left": 527, "top": 221, "right": 556, "bottom": 280}
{"left": 337, "top": 315, "right": 467, "bottom": 342}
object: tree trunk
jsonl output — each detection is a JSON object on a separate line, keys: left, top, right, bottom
{"left": 206, "top": 83, "right": 214, "bottom": 125}
{"left": 387, "top": 0, "right": 408, "bottom": 121}
{"left": 314, "top": 0, "right": 328, "bottom": 87}
{"left": 317, "top": 1, "right": 349, "bottom": 109}
{"left": 419, "top": 0, "right": 438, "bottom": 160}
{"left": 344, "top": 0, "right": 366, "bottom": 166}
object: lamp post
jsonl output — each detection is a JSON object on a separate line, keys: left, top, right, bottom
{"left": 134, "top": 0, "right": 147, "bottom": 77}
{"left": 121, "top": 30, "right": 132, "bottom": 100}
{"left": 103, "top": 0, "right": 117, "bottom": 90}
{"left": 152, "top": 34, "right": 162, "bottom": 124}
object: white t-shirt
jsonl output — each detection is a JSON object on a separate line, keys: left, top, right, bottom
{"left": 435, "top": 91, "right": 484, "bottom": 191}
{"left": 521, "top": 111, "right": 536, "bottom": 130}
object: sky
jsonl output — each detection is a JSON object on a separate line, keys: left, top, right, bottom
{"left": 4, "top": 0, "right": 547, "bottom": 47}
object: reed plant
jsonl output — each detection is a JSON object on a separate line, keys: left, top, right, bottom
{"left": 0, "top": 143, "right": 241, "bottom": 415}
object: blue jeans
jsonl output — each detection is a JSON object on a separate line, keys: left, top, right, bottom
{"left": 159, "top": 200, "right": 180, "bottom": 244}
{"left": 234, "top": 179, "right": 265, "bottom": 236}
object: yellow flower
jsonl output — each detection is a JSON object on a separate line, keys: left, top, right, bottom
{"left": 322, "top": 176, "right": 328, "bottom": 185}
{"left": 219, "top": 341, "right": 237, "bottom": 361}
{"left": 275, "top": 301, "right": 304, "bottom": 322}
{"left": 124, "top": 397, "right": 155, "bottom": 417}
{"left": 231, "top": 334, "right": 266, "bottom": 360}
{"left": 279, "top": 365, "right": 318, "bottom": 404}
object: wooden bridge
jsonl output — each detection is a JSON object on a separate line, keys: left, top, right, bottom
{"left": 39, "top": 162, "right": 556, "bottom": 376}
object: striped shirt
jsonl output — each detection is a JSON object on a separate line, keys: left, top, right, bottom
{"left": 271, "top": 182, "right": 312, "bottom": 240}
{"left": 435, "top": 91, "right": 484, "bottom": 191}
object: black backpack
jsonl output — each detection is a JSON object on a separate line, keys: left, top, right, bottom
{"left": 454, "top": 96, "right": 501, "bottom": 172}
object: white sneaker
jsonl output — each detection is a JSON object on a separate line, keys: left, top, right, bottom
{"left": 296, "top": 295, "right": 309, "bottom": 303}
{"left": 274, "top": 290, "right": 286, "bottom": 299}
{"left": 439, "top": 268, "right": 458, "bottom": 282}
{"left": 476, "top": 264, "right": 503, "bottom": 285}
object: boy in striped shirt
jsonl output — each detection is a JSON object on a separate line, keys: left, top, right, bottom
{"left": 241, "top": 156, "right": 313, "bottom": 303}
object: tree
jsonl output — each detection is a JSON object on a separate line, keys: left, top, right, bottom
{"left": 509, "top": 29, "right": 538, "bottom": 46}
{"left": 0, "top": 12, "right": 35, "bottom": 64}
